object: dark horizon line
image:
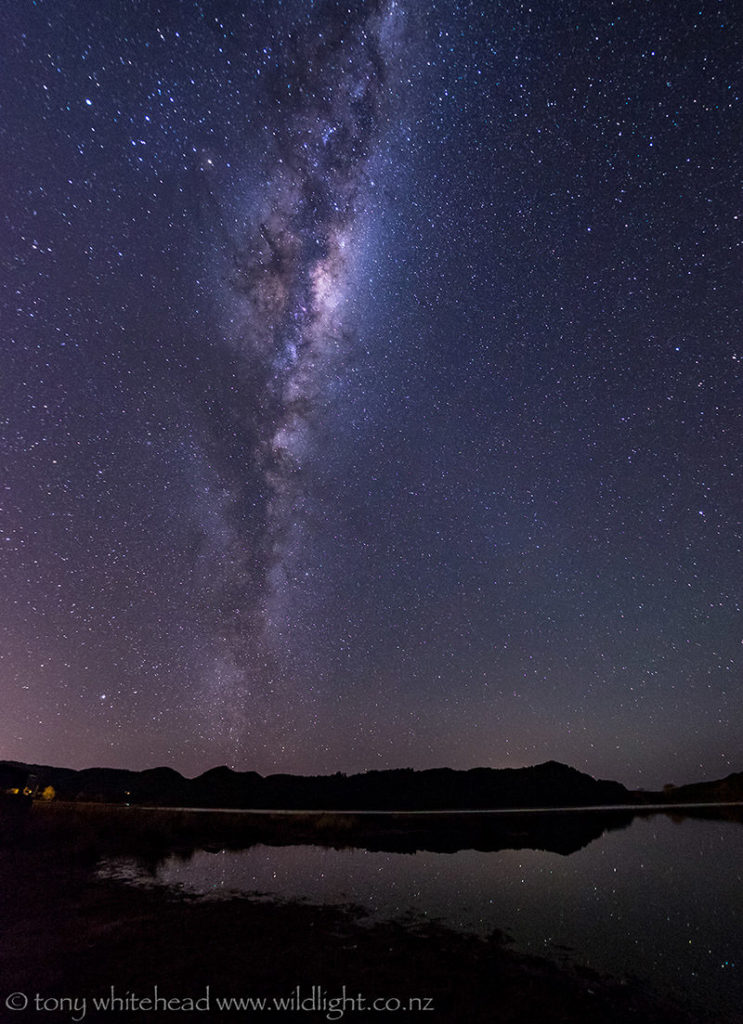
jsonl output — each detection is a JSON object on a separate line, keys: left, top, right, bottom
{"left": 3, "top": 754, "right": 741, "bottom": 796}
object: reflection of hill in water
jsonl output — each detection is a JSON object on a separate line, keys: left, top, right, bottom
{"left": 13, "top": 802, "right": 742, "bottom": 880}
{"left": 84, "top": 807, "right": 639, "bottom": 870}
{"left": 105, "top": 805, "right": 743, "bottom": 875}
{"left": 655, "top": 803, "right": 743, "bottom": 827}
{"left": 305, "top": 809, "right": 638, "bottom": 856}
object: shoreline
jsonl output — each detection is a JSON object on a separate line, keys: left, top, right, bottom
{"left": 94, "top": 799, "right": 743, "bottom": 814}
{"left": 0, "top": 802, "right": 717, "bottom": 1023}
{"left": 1, "top": 842, "right": 696, "bottom": 1024}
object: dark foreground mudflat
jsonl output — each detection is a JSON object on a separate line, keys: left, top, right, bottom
{"left": 0, "top": 804, "right": 695, "bottom": 1024}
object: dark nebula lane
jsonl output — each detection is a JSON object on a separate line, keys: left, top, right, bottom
{"left": 229, "top": 0, "right": 399, "bottom": 620}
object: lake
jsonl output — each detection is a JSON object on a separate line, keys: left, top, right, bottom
{"left": 100, "top": 808, "right": 743, "bottom": 1022}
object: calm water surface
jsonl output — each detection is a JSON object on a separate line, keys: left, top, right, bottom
{"left": 102, "top": 811, "right": 743, "bottom": 1021}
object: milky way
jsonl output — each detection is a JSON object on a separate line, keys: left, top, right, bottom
{"left": 199, "top": 0, "right": 403, "bottom": 751}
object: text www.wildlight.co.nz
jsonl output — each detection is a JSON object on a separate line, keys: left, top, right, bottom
{"left": 5, "top": 985, "right": 435, "bottom": 1020}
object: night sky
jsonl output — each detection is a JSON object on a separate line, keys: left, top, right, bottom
{"left": 1, "top": 0, "right": 740, "bottom": 788}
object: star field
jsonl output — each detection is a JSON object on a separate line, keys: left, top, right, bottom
{"left": 0, "top": 0, "right": 740, "bottom": 787}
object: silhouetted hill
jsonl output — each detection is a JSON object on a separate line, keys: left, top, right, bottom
{"left": 640, "top": 771, "right": 743, "bottom": 805}
{"left": 10, "top": 759, "right": 739, "bottom": 811}
{"left": 0, "top": 758, "right": 636, "bottom": 810}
